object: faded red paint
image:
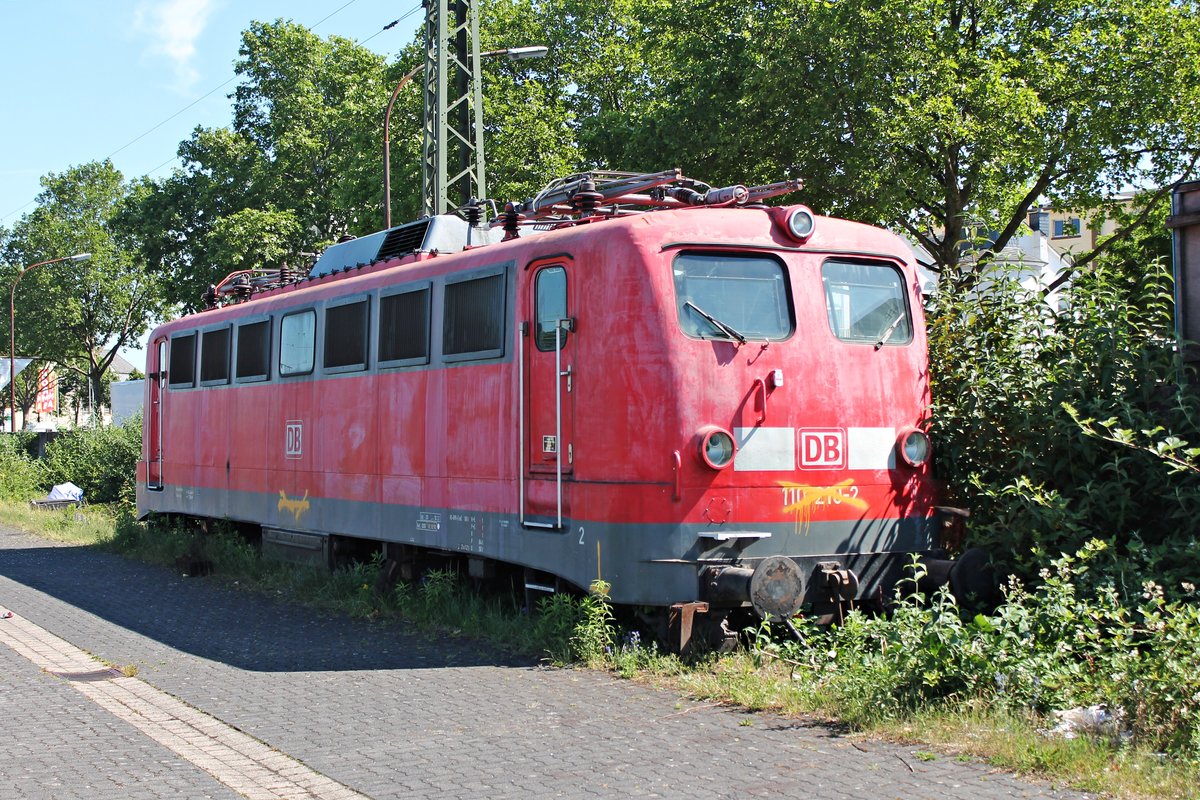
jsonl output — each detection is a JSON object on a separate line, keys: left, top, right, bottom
{"left": 140, "top": 203, "right": 937, "bottom": 601}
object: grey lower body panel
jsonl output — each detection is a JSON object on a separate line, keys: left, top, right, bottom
{"left": 138, "top": 482, "right": 936, "bottom": 607}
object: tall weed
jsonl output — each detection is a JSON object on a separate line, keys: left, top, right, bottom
{"left": 775, "top": 541, "right": 1200, "bottom": 759}
{"left": 928, "top": 256, "right": 1200, "bottom": 597}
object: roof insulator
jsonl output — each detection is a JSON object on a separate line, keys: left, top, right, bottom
{"left": 572, "top": 178, "right": 603, "bottom": 218}
{"left": 502, "top": 202, "right": 524, "bottom": 241}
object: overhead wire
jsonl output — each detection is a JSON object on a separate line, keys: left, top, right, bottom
{"left": 358, "top": 5, "right": 422, "bottom": 48}
{"left": 1, "top": 0, "right": 420, "bottom": 225}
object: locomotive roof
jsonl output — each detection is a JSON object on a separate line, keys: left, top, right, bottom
{"left": 153, "top": 202, "right": 912, "bottom": 339}
{"left": 308, "top": 215, "right": 502, "bottom": 279}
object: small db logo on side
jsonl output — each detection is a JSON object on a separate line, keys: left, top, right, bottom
{"left": 285, "top": 421, "right": 303, "bottom": 459}
{"left": 799, "top": 428, "right": 845, "bottom": 469}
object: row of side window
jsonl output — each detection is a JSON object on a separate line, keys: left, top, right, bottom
{"left": 166, "top": 268, "right": 507, "bottom": 388}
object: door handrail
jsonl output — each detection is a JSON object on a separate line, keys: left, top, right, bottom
{"left": 520, "top": 317, "right": 569, "bottom": 530}
{"left": 553, "top": 320, "right": 564, "bottom": 528}
{"left": 518, "top": 321, "right": 527, "bottom": 525}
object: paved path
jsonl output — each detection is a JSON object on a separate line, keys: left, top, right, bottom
{"left": 0, "top": 523, "right": 1092, "bottom": 799}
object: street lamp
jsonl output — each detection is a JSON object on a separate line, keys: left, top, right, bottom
{"left": 383, "top": 45, "right": 549, "bottom": 229}
{"left": 8, "top": 252, "right": 91, "bottom": 432}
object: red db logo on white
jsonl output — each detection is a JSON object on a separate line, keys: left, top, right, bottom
{"left": 799, "top": 428, "right": 845, "bottom": 469}
{"left": 285, "top": 421, "right": 303, "bottom": 459}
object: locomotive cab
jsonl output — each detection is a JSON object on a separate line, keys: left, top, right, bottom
{"left": 521, "top": 199, "right": 941, "bottom": 636}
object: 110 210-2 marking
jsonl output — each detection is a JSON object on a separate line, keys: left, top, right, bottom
{"left": 780, "top": 480, "right": 866, "bottom": 515}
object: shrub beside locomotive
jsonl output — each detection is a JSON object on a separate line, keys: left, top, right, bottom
{"left": 138, "top": 170, "right": 969, "bottom": 649}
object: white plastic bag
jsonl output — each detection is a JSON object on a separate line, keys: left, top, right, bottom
{"left": 47, "top": 482, "right": 84, "bottom": 502}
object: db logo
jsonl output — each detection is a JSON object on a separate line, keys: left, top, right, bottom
{"left": 285, "top": 420, "right": 304, "bottom": 459}
{"left": 799, "top": 428, "right": 845, "bottom": 469}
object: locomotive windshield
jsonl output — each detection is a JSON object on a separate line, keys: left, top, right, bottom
{"left": 673, "top": 253, "right": 793, "bottom": 341}
{"left": 821, "top": 260, "right": 912, "bottom": 345}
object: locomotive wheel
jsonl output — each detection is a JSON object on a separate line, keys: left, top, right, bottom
{"left": 949, "top": 547, "right": 999, "bottom": 607}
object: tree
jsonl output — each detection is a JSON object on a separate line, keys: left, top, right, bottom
{"left": 2, "top": 160, "right": 168, "bottom": 420}
{"left": 118, "top": 127, "right": 270, "bottom": 313}
{"left": 121, "top": 20, "right": 392, "bottom": 312}
{"left": 496, "top": 0, "right": 1199, "bottom": 286}
{"left": 378, "top": 3, "right": 585, "bottom": 216}
{"left": 231, "top": 19, "right": 390, "bottom": 240}
{"left": 9, "top": 360, "right": 48, "bottom": 430}
{"left": 537, "top": 0, "right": 768, "bottom": 185}
{"left": 692, "top": 0, "right": 1200, "bottom": 281}
{"left": 478, "top": 0, "right": 585, "bottom": 202}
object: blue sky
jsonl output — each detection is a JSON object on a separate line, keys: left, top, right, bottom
{"left": 0, "top": 0, "right": 422, "bottom": 228}
{"left": 1, "top": 1, "right": 423, "bottom": 368}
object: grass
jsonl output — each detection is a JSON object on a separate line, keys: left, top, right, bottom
{"left": 2, "top": 502, "right": 1198, "bottom": 798}
{"left": 0, "top": 500, "right": 122, "bottom": 546}
{"left": 874, "top": 708, "right": 1198, "bottom": 799}
{"left": 609, "top": 647, "right": 1200, "bottom": 799}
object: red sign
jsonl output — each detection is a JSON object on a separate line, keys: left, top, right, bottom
{"left": 34, "top": 367, "right": 57, "bottom": 413}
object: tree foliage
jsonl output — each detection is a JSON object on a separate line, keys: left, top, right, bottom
{"left": 748, "top": 0, "right": 1200, "bottom": 268}
{"left": 478, "top": 0, "right": 583, "bottom": 203}
{"left": 500, "top": 0, "right": 1200, "bottom": 283}
{"left": 117, "top": 2, "right": 1200, "bottom": 301}
{"left": 2, "top": 160, "right": 166, "bottom": 416}
{"left": 120, "top": 20, "right": 392, "bottom": 312}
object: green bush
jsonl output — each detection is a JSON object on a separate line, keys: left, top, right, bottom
{"left": 824, "top": 239, "right": 1200, "bottom": 759}
{"left": 0, "top": 434, "right": 42, "bottom": 500}
{"left": 777, "top": 542, "right": 1200, "bottom": 759}
{"left": 928, "top": 254, "right": 1200, "bottom": 597}
{"left": 40, "top": 414, "right": 142, "bottom": 505}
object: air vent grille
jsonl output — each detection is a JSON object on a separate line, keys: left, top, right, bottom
{"left": 376, "top": 219, "right": 432, "bottom": 261}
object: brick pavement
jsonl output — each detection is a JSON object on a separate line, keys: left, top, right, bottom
{"left": 0, "top": 523, "right": 1094, "bottom": 800}
{"left": 0, "top": 609, "right": 239, "bottom": 799}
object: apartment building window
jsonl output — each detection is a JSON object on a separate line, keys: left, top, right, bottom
{"left": 1053, "top": 218, "right": 1081, "bottom": 238}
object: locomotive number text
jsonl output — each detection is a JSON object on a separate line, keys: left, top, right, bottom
{"left": 779, "top": 480, "right": 869, "bottom": 518}
{"left": 781, "top": 485, "right": 860, "bottom": 508}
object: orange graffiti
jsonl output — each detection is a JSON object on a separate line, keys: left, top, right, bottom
{"left": 277, "top": 490, "right": 311, "bottom": 522}
{"left": 778, "top": 479, "right": 868, "bottom": 529}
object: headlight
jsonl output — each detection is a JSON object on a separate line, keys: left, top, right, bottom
{"left": 898, "top": 428, "right": 931, "bottom": 467}
{"left": 699, "top": 427, "right": 736, "bottom": 469}
{"left": 785, "top": 206, "right": 816, "bottom": 242}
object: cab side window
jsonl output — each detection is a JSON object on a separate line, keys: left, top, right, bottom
{"left": 535, "top": 266, "right": 569, "bottom": 351}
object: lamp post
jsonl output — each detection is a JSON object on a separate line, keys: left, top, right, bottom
{"left": 383, "top": 45, "right": 548, "bottom": 229}
{"left": 8, "top": 252, "right": 91, "bottom": 432}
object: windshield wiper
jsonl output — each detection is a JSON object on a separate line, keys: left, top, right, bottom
{"left": 874, "top": 311, "right": 907, "bottom": 350}
{"left": 685, "top": 301, "right": 748, "bottom": 344}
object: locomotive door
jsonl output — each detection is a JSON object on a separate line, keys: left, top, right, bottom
{"left": 147, "top": 337, "right": 166, "bottom": 489}
{"left": 522, "top": 261, "right": 575, "bottom": 528}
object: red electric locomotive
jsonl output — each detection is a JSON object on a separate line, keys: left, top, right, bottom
{"left": 137, "top": 170, "right": 960, "bottom": 647}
